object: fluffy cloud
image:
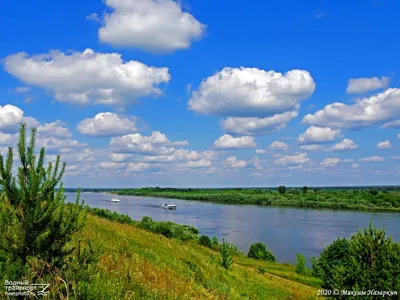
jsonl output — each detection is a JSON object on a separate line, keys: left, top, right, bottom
{"left": 110, "top": 131, "right": 187, "bottom": 155}
{"left": 302, "top": 88, "right": 400, "bottom": 129}
{"left": 4, "top": 49, "right": 170, "bottom": 106}
{"left": 98, "top": 161, "right": 126, "bottom": 169}
{"left": 98, "top": 0, "right": 205, "bottom": 52}
{"left": 321, "top": 157, "right": 340, "bottom": 167}
{"left": 0, "top": 105, "right": 24, "bottom": 131}
{"left": 331, "top": 139, "right": 358, "bottom": 151}
{"left": 377, "top": 140, "right": 392, "bottom": 149}
{"left": 352, "top": 163, "right": 360, "bottom": 169}
{"left": 346, "top": 76, "right": 390, "bottom": 94}
{"left": 359, "top": 156, "right": 385, "bottom": 162}
{"left": 298, "top": 126, "right": 340, "bottom": 144}
{"left": 214, "top": 134, "right": 256, "bottom": 149}
{"left": 299, "top": 144, "right": 328, "bottom": 152}
{"left": 0, "top": 133, "right": 15, "bottom": 145}
{"left": 37, "top": 121, "right": 72, "bottom": 138}
{"left": 142, "top": 149, "right": 216, "bottom": 163}
{"left": 268, "top": 141, "right": 289, "bottom": 151}
{"left": 178, "top": 159, "right": 212, "bottom": 169}
{"left": 37, "top": 137, "right": 87, "bottom": 151}
{"left": 221, "top": 111, "right": 298, "bottom": 135}
{"left": 189, "top": 68, "right": 315, "bottom": 117}
{"left": 127, "top": 162, "right": 150, "bottom": 172}
{"left": 111, "top": 153, "right": 133, "bottom": 162}
{"left": 77, "top": 112, "right": 137, "bottom": 137}
{"left": 223, "top": 156, "right": 247, "bottom": 168}
{"left": 256, "top": 149, "right": 268, "bottom": 154}
{"left": 275, "top": 153, "right": 310, "bottom": 166}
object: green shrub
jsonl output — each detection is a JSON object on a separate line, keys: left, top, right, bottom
{"left": 247, "top": 242, "right": 275, "bottom": 262}
{"left": 211, "top": 236, "right": 219, "bottom": 249}
{"left": 220, "top": 240, "right": 233, "bottom": 270}
{"left": 199, "top": 235, "right": 212, "bottom": 248}
{"left": 312, "top": 222, "right": 400, "bottom": 292}
{"left": 257, "top": 267, "right": 267, "bottom": 274}
{"left": 295, "top": 254, "right": 308, "bottom": 275}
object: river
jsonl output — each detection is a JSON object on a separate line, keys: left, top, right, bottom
{"left": 66, "top": 192, "right": 400, "bottom": 263}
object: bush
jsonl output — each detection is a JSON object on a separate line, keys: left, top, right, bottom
{"left": 211, "top": 236, "right": 219, "bottom": 249}
{"left": 295, "top": 254, "right": 308, "bottom": 275}
{"left": 199, "top": 235, "right": 212, "bottom": 248}
{"left": 257, "top": 267, "right": 266, "bottom": 274}
{"left": 311, "top": 238, "right": 351, "bottom": 288}
{"left": 247, "top": 242, "right": 275, "bottom": 262}
{"left": 220, "top": 240, "right": 233, "bottom": 270}
{"left": 312, "top": 222, "right": 400, "bottom": 292}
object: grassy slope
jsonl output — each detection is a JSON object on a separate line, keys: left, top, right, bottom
{"left": 81, "top": 215, "right": 321, "bottom": 299}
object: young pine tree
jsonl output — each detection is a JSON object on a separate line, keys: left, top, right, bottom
{"left": 0, "top": 123, "right": 87, "bottom": 278}
{"left": 220, "top": 239, "right": 233, "bottom": 270}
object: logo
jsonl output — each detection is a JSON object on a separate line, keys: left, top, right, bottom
{"left": 4, "top": 280, "right": 50, "bottom": 297}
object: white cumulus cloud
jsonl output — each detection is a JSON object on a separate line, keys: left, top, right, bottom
{"left": 189, "top": 68, "right": 315, "bottom": 117}
{"left": 359, "top": 156, "right": 384, "bottom": 162}
{"left": 110, "top": 131, "right": 186, "bottom": 155}
{"left": 77, "top": 112, "right": 137, "bottom": 137}
{"left": 331, "top": 139, "right": 358, "bottom": 151}
{"left": 321, "top": 157, "right": 340, "bottom": 167}
{"left": 299, "top": 144, "right": 328, "bottom": 152}
{"left": 377, "top": 140, "right": 392, "bottom": 149}
{"left": 223, "top": 156, "right": 247, "bottom": 168}
{"left": 98, "top": 0, "right": 205, "bottom": 52}
{"left": 275, "top": 153, "right": 310, "bottom": 166}
{"left": 221, "top": 111, "right": 298, "bottom": 135}
{"left": 302, "top": 88, "right": 400, "bottom": 129}
{"left": 268, "top": 141, "right": 289, "bottom": 151}
{"left": 214, "top": 134, "right": 256, "bottom": 149}
{"left": 346, "top": 76, "right": 390, "bottom": 94}
{"left": 298, "top": 126, "right": 340, "bottom": 144}
{"left": 4, "top": 49, "right": 170, "bottom": 106}
{"left": 37, "top": 121, "right": 72, "bottom": 138}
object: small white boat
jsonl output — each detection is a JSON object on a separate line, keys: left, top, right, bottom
{"left": 111, "top": 198, "right": 120, "bottom": 203}
{"left": 161, "top": 203, "right": 176, "bottom": 210}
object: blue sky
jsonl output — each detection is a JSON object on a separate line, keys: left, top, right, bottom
{"left": 0, "top": 0, "right": 399, "bottom": 188}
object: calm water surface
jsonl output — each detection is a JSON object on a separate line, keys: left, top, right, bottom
{"left": 66, "top": 192, "right": 400, "bottom": 263}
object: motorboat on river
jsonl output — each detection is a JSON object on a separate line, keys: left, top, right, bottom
{"left": 161, "top": 203, "right": 176, "bottom": 210}
{"left": 111, "top": 198, "right": 120, "bottom": 203}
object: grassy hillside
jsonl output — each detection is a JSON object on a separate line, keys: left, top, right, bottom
{"left": 72, "top": 214, "right": 321, "bottom": 299}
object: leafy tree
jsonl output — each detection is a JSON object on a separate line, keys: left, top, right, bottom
{"left": 295, "top": 253, "right": 308, "bottom": 275}
{"left": 302, "top": 186, "right": 309, "bottom": 194}
{"left": 278, "top": 185, "right": 286, "bottom": 194}
{"left": 199, "top": 235, "right": 212, "bottom": 248}
{"left": 369, "top": 189, "right": 379, "bottom": 196}
{"left": 247, "top": 242, "right": 275, "bottom": 262}
{"left": 0, "top": 124, "right": 87, "bottom": 279}
{"left": 220, "top": 240, "right": 233, "bottom": 270}
{"left": 312, "top": 222, "right": 400, "bottom": 292}
{"left": 311, "top": 238, "right": 351, "bottom": 289}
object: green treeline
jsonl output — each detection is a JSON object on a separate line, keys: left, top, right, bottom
{"left": 112, "top": 186, "right": 400, "bottom": 212}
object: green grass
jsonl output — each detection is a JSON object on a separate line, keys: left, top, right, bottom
{"left": 111, "top": 187, "right": 400, "bottom": 212}
{"left": 68, "top": 214, "right": 321, "bottom": 299}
